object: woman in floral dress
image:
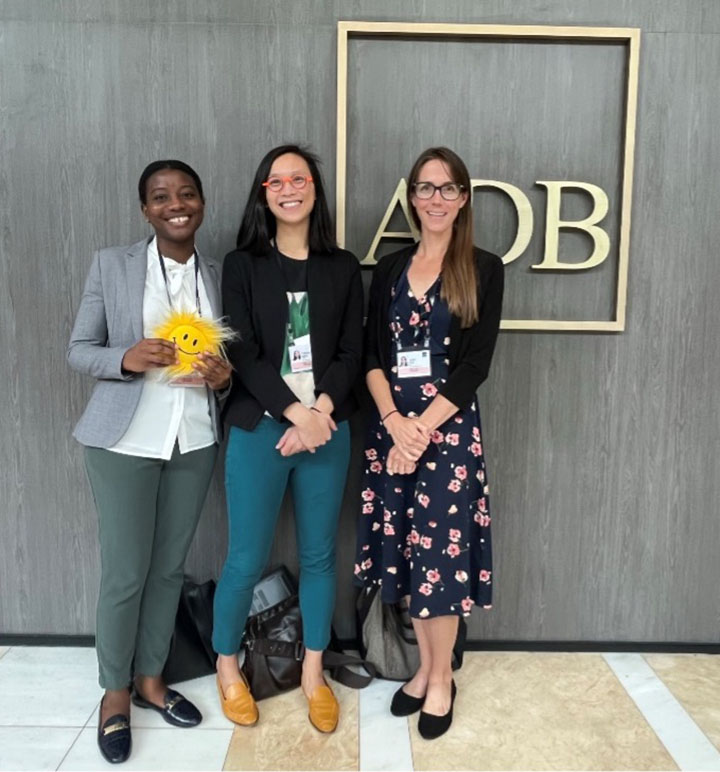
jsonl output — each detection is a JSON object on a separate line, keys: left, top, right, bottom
{"left": 355, "top": 147, "right": 504, "bottom": 739}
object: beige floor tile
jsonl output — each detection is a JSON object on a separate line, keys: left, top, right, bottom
{"left": 409, "top": 652, "right": 678, "bottom": 771}
{"left": 646, "top": 654, "right": 720, "bottom": 752}
{"left": 223, "top": 682, "right": 358, "bottom": 771}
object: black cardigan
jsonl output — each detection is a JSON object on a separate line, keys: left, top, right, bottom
{"left": 222, "top": 247, "right": 364, "bottom": 430}
{"left": 365, "top": 245, "right": 504, "bottom": 410}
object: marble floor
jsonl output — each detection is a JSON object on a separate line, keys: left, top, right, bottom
{"left": 1, "top": 646, "right": 719, "bottom": 771}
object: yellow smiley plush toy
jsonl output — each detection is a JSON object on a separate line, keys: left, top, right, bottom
{"left": 153, "top": 310, "right": 235, "bottom": 379}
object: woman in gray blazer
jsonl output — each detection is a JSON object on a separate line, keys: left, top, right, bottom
{"left": 68, "top": 160, "right": 230, "bottom": 764}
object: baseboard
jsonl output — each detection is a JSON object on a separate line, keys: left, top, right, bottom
{"left": 3, "top": 634, "right": 717, "bottom": 654}
{"left": 461, "top": 640, "right": 720, "bottom": 654}
{"left": 338, "top": 639, "right": 720, "bottom": 654}
{"left": 0, "top": 634, "right": 95, "bottom": 646}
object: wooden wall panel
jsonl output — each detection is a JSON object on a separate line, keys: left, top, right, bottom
{"left": 1, "top": 2, "right": 719, "bottom": 642}
{"left": 344, "top": 35, "right": 625, "bottom": 321}
{"left": 1, "top": 0, "right": 719, "bottom": 34}
{"left": 0, "top": 17, "right": 340, "bottom": 634}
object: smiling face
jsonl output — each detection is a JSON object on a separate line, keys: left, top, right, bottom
{"left": 410, "top": 158, "right": 468, "bottom": 238}
{"left": 171, "top": 323, "right": 209, "bottom": 363}
{"left": 154, "top": 310, "right": 232, "bottom": 378}
{"left": 141, "top": 169, "right": 205, "bottom": 253}
{"left": 264, "top": 153, "right": 316, "bottom": 228}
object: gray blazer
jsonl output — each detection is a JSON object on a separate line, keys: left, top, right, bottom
{"left": 68, "top": 237, "right": 224, "bottom": 448}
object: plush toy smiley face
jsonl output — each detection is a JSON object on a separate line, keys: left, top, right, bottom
{"left": 153, "top": 310, "right": 233, "bottom": 378}
{"left": 172, "top": 324, "right": 209, "bottom": 364}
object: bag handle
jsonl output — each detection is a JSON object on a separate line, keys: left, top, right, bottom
{"left": 245, "top": 638, "right": 305, "bottom": 660}
{"left": 388, "top": 603, "right": 418, "bottom": 646}
{"left": 323, "top": 650, "right": 377, "bottom": 689}
{"left": 245, "top": 637, "right": 376, "bottom": 689}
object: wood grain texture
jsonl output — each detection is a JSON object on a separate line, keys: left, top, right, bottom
{"left": 1, "top": 4, "right": 719, "bottom": 644}
{"left": 0, "top": 1, "right": 719, "bottom": 33}
{"left": 0, "top": 16, "right": 339, "bottom": 634}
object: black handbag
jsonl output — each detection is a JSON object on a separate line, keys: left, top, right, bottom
{"left": 242, "top": 592, "right": 305, "bottom": 700}
{"left": 357, "top": 585, "right": 466, "bottom": 681}
{"left": 162, "top": 577, "right": 216, "bottom": 685}
{"left": 241, "top": 567, "right": 375, "bottom": 700}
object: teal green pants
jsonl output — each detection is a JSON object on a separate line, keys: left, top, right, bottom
{"left": 85, "top": 443, "right": 217, "bottom": 689}
{"left": 213, "top": 419, "right": 351, "bottom": 654}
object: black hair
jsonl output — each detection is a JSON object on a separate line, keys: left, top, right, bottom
{"left": 138, "top": 160, "right": 205, "bottom": 204}
{"left": 236, "top": 144, "right": 335, "bottom": 254}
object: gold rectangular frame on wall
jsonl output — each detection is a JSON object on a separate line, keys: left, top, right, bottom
{"left": 336, "top": 21, "right": 641, "bottom": 332}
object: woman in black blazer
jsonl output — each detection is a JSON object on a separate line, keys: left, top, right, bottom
{"left": 213, "top": 145, "right": 363, "bottom": 733}
{"left": 354, "top": 147, "right": 504, "bottom": 739}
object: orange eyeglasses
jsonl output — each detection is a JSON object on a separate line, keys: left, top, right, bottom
{"left": 262, "top": 175, "right": 313, "bottom": 192}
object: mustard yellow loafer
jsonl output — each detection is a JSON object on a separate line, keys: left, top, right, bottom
{"left": 217, "top": 674, "right": 259, "bottom": 726}
{"left": 307, "top": 684, "right": 339, "bottom": 733}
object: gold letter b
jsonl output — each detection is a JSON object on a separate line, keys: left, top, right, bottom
{"left": 532, "top": 181, "right": 610, "bottom": 270}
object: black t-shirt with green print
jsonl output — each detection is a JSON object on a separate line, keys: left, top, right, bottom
{"left": 278, "top": 252, "right": 309, "bottom": 377}
{"left": 275, "top": 251, "right": 315, "bottom": 404}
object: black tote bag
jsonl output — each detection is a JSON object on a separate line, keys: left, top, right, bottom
{"left": 162, "top": 578, "right": 216, "bottom": 685}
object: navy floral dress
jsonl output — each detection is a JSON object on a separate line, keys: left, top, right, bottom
{"left": 354, "top": 266, "right": 493, "bottom": 619}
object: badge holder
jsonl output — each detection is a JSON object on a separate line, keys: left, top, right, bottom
{"left": 288, "top": 333, "right": 313, "bottom": 374}
{"left": 168, "top": 373, "right": 207, "bottom": 388}
{"left": 396, "top": 343, "right": 432, "bottom": 379}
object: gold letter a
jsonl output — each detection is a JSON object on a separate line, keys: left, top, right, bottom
{"left": 362, "top": 179, "right": 419, "bottom": 265}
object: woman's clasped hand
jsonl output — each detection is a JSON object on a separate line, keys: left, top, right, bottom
{"left": 383, "top": 411, "right": 431, "bottom": 470}
{"left": 276, "top": 404, "right": 337, "bottom": 456}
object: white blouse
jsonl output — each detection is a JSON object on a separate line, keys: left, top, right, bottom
{"left": 108, "top": 237, "right": 216, "bottom": 459}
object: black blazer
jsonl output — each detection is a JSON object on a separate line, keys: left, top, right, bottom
{"left": 365, "top": 245, "right": 504, "bottom": 410}
{"left": 222, "top": 247, "right": 364, "bottom": 430}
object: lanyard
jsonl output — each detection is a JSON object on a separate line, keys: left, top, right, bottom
{"left": 157, "top": 250, "right": 202, "bottom": 316}
{"left": 392, "top": 278, "right": 438, "bottom": 351}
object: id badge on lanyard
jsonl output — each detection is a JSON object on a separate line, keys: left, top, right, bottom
{"left": 169, "top": 374, "right": 206, "bottom": 388}
{"left": 396, "top": 344, "right": 432, "bottom": 379}
{"left": 394, "top": 274, "right": 434, "bottom": 379}
{"left": 288, "top": 332, "right": 313, "bottom": 373}
{"left": 285, "top": 284, "right": 313, "bottom": 373}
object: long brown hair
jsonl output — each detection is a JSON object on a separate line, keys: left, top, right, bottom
{"left": 406, "top": 147, "right": 477, "bottom": 327}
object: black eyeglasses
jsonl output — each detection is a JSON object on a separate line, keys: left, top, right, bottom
{"left": 412, "top": 181, "right": 465, "bottom": 201}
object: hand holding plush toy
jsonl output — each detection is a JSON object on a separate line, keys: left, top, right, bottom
{"left": 152, "top": 310, "right": 235, "bottom": 389}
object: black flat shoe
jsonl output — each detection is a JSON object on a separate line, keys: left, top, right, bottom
{"left": 131, "top": 688, "right": 202, "bottom": 727}
{"left": 418, "top": 680, "right": 457, "bottom": 740}
{"left": 97, "top": 699, "right": 131, "bottom": 764}
{"left": 390, "top": 684, "right": 425, "bottom": 717}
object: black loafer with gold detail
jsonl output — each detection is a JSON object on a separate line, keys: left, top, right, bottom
{"left": 131, "top": 688, "right": 202, "bottom": 728}
{"left": 97, "top": 700, "right": 131, "bottom": 764}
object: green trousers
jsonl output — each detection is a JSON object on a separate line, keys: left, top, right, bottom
{"left": 84, "top": 443, "right": 217, "bottom": 689}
